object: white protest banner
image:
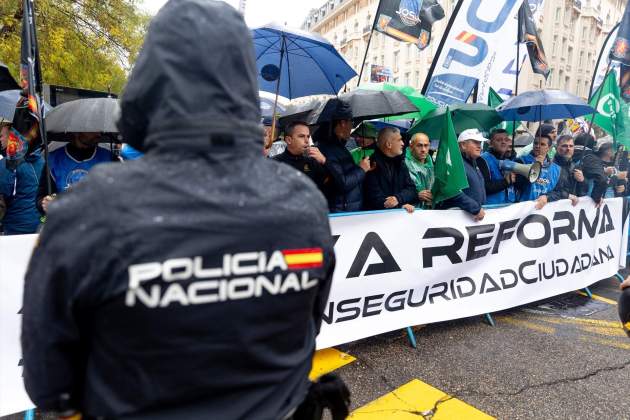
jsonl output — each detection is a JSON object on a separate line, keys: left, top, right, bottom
{"left": 1, "top": 199, "right": 627, "bottom": 414}
{"left": 0, "top": 234, "right": 37, "bottom": 416}
{"left": 316, "top": 198, "right": 628, "bottom": 349}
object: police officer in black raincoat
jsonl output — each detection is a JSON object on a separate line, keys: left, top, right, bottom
{"left": 21, "top": 1, "right": 339, "bottom": 418}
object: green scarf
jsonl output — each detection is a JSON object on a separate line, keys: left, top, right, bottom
{"left": 404, "top": 148, "right": 434, "bottom": 192}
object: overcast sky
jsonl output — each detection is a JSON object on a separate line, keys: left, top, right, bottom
{"left": 140, "top": 0, "right": 323, "bottom": 28}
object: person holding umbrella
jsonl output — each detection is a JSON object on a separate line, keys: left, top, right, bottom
{"left": 316, "top": 100, "right": 371, "bottom": 212}
{"left": 36, "top": 132, "right": 111, "bottom": 214}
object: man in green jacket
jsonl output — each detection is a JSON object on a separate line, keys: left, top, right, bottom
{"left": 405, "top": 132, "right": 434, "bottom": 208}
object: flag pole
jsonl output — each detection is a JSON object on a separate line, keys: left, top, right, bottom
{"left": 270, "top": 34, "right": 286, "bottom": 144}
{"left": 511, "top": 9, "right": 521, "bottom": 150}
{"left": 422, "top": 0, "right": 464, "bottom": 94}
{"left": 589, "top": 22, "right": 620, "bottom": 99}
{"left": 357, "top": 1, "right": 383, "bottom": 87}
{"left": 23, "top": 0, "right": 51, "bottom": 195}
{"left": 587, "top": 63, "right": 613, "bottom": 134}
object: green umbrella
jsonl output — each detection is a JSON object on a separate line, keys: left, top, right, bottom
{"left": 358, "top": 82, "right": 436, "bottom": 121}
{"left": 408, "top": 103, "right": 504, "bottom": 139}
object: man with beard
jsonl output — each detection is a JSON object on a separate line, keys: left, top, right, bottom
{"left": 534, "top": 135, "right": 587, "bottom": 209}
{"left": 515, "top": 135, "right": 560, "bottom": 205}
{"left": 364, "top": 127, "right": 417, "bottom": 212}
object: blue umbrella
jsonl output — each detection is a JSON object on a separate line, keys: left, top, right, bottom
{"left": 496, "top": 89, "right": 595, "bottom": 121}
{"left": 252, "top": 24, "right": 357, "bottom": 100}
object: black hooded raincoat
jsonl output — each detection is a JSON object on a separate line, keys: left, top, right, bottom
{"left": 21, "top": 1, "right": 335, "bottom": 419}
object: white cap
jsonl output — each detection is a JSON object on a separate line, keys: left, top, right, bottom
{"left": 457, "top": 129, "right": 488, "bottom": 143}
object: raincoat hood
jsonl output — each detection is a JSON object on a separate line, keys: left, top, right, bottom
{"left": 118, "top": 0, "right": 262, "bottom": 153}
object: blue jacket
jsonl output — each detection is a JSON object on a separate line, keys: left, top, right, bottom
{"left": 480, "top": 151, "right": 515, "bottom": 204}
{"left": 0, "top": 151, "right": 44, "bottom": 234}
{"left": 439, "top": 154, "right": 486, "bottom": 215}
{"left": 516, "top": 154, "right": 561, "bottom": 201}
{"left": 318, "top": 135, "right": 365, "bottom": 212}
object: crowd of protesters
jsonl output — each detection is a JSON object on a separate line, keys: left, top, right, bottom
{"left": 265, "top": 104, "right": 628, "bottom": 222}
{"left": 1, "top": 99, "right": 628, "bottom": 235}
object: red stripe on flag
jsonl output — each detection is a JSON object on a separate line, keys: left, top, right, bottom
{"left": 282, "top": 248, "right": 323, "bottom": 256}
{"left": 287, "top": 262, "right": 324, "bottom": 269}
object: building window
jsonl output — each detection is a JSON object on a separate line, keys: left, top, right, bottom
{"left": 555, "top": 7, "right": 561, "bottom": 22}
{"left": 581, "top": 27, "right": 587, "bottom": 40}
{"left": 415, "top": 71, "right": 420, "bottom": 88}
{"left": 567, "top": 46, "right": 573, "bottom": 63}
{"left": 381, "top": 54, "right": 384, "bottom": 65}
{"left": 578, "top": 51, "right": 584, "bottom": 69}
{"left": 393, "top": 51, "right": 399, "bottom": 72}
{"left": 552, "top": 35, "right": 558, "bottom": 57}
{"left": 404, "top": 72, "right": 410, "bottom": 86}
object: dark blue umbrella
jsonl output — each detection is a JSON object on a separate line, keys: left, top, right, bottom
{"left": 252, "top": 24, "right": 357, "bottom": 100}
{"left": 496, "top": 89, "right": 595, "bottom": 121}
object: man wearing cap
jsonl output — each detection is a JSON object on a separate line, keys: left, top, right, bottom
{"left": 349, "top": 122, "right": 377, "bottom": 165}
{"left": 317, "top": 99, "right": 371, "bottom": 212}
{"left": 364, "top": 127, "right": 417, "bottom": 212}
{"left": 438, "top": 129, "right": 487, "bottom": 221}
{"left": 405, "top": 132, "right": 434, "bottom": 208}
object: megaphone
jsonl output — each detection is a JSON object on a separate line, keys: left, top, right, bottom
{"left": 499, "top": 160, "right": 542, "bottom": 183}
{"left": 619, "top": 287, "right": 630, "bottom": 338}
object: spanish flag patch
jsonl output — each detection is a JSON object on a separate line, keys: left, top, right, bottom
{"left": 282, "top": 248, "right": 324, "bottom": 269}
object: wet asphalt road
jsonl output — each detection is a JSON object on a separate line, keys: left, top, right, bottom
{"left": 4, "top": 276, "right": 628, "bottom": 420}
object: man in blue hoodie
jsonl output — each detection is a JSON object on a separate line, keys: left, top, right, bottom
{"left": 0, "top": 122, "right": 44, "bottom": 235}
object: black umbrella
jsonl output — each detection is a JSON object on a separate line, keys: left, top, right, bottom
{"left": 0, "top": 62, "right": 20, "bottom": 92}
{"left": 45, "top": 98, "right": 119, "bottom": 141}
{"left": 279, "top": 90, "right": 417, "bottom": 126}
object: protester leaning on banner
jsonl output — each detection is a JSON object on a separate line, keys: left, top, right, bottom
{"left": 317, "top": 100, "right": 371, "bottom": 212}
{"left": 22, "top": 2, "right": 345, "bottom": 419}
{"left": 0, "top": 121, "right": 44, "bottom": 235}
{"left": 572, "top": 133, "right": 609, "bottom": 206}
{"left": 349, "top": 122, "right": 377, "bottom": 165}
{"left": 479, "top": 128, "right": 516, "bottom": 205}
{"left": 515, "top": 135, "right": 560, "bottom": 203}
{"left": 36, "top": 133, "right": 111, "bottom": 214}
{"left": 437, "top": 129, "right": 487, "bottom": 221}
{"left": 363, "top": 127, "right": 417, "bottom": 213}
{"left": 405, "top": 132, "right": 434, "bottom": 208}
{"left": 535, "top": 135, "right": 587, "bottom": 209}
{"left": 273, "top": 121, "right": 330, "bottom": 192}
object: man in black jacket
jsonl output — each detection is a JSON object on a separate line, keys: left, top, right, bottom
{"left": 317, "top": 100, "right": 371, "bottom": 212}
{"left": 573, "top": 133, "right": 609, "bottom": 206}
{"left": 274, "top": 121, "right": 329, "bottom": 192}
{"left": 535, "top": 135, "right": 587, "bottom": 209}
{"left": 364, "top": 127, "right": 417, "bottom": 212}
{"left": 438, "top": 129, "right": 487, "bottom": 221}
{"left": 21, "top": 1, "right": 335, "bottom": 419}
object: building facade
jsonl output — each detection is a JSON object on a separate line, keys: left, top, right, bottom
{"left": 302, "top": 0, "right": 624, "bottom": 99}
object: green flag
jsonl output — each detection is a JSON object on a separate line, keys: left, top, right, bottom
{"left": 487, "top": 87, "right": 516, "bottom": 134}
{"left": 589, "top": 71, "right": 629, "bottom": 146}
{"left": 431, "top": 109, "right": 469, "bottom": 206}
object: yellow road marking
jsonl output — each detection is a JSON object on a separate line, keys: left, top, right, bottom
{"left": 577, "top": 325, "right": 628, "bottom": 338}
{"left": 530, "top": 316, "right": 621, "bottom": 329}
{"left": 579, "top": 336, "right": 630, "bottom": 350}
{"left": 309, "top": 348, "right": 356, "bottom": 380}
{"left": 496, "top": 316, "right": 555, "bottom": 334}
{"left": 576, "top": 291, "right": 618, "bottom": 305}
{"left": 349, "top": 379, "right": 494, "bottom": 419}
